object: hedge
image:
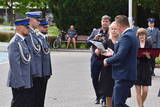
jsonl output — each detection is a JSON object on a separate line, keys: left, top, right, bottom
{"left": 0, "top": 32, "right": 14, "bottom": 42}
{"left": 156, "top": 57, "right": 160, "bottom": 64}
{"left": 0, "top": 32, "right": 56, "bottom": 48}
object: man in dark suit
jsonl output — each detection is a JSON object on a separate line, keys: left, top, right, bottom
{"left": 87, "top": 15, "right": 111, "bottom": 104}
{"left": 146, "top": 18, "right": 160, "bottom": 76}
{"left": 104, "top": 15, "right": 139, "bottom": 107}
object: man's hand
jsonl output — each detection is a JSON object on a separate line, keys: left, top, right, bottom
{"left": 93, "top": 35, "right": 99, "bottom": 40}
{"left": 102, "top": 48, "right": 114, "bottom": 57}
{"left": 103, "top": 58, "right": 108, "bottom": 66}
{"left": 95, "top": 48, "right": 102, "bottom": 56}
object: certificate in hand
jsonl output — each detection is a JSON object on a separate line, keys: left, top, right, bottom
{"left": 138, "top": 48, "right": 160, "bottom": 57}
{"left": 89, "top": 40, "right": 114, "bottom": 56}
{"left": 89, "top": 40, "right": 105, "bottom": 51}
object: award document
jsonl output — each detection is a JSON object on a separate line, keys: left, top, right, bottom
{"left": 138, "top": 48, "right": 160, "bottom": 57}
{"left": 89, "top": 40, "right": 105, "bottom": 50}
{"left": 89, "top": 40, "right": 114, "bottom": 56}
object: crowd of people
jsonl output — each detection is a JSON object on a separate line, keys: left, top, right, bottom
{"left": 7, "top": 11, "right": 52, "bottom": 107}
{"left": 6, "top": 10, "right": 160, "bottom": 107}
{"left": 87, "top": 15, "right": 160, "bottom": 107}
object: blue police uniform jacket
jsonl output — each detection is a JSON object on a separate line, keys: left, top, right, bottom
{"left": 147, "top": 27, "right": 160, "bottom": 48}
{"left": 37, "top": 32, "right": 52, "bottom": 77}
{"left": 7, "top": 34, "right": 32, "bottom": 88}
{"left": 25, "top": 27, "right": 43, "bottom": 77}
{"left": 107, "top": 29, "right": 139, "bottom": 81}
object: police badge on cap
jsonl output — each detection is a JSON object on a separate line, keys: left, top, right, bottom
{"left": 147, "top": 18, "right": 155, "bottom": 23}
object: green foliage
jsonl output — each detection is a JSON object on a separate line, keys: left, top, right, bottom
{"left": 60, "top": 42, "right": 88, "bottom": 49}
{"left": 48, "top": 26, "right": 60, "bottom": 37}
{"left": 156, "top": 57, "right": 160, "bottom": 64}
{"left": 79, "top": 43, "right": 87, "bottom": 49}
{"left": 0, "top": 0, "right": 49, "bottom": 16}
{"left": 1, "top": 23, "right": 11, "bottom": 26}
{"left": 28, "top": 0, "right": 49, "bottom": 9}
{"left": 138, "top": 0, "right": 160, "bottom": 16}
{"left": 60, "top": 42, "right": 67, "bottom": 48}
{"left": 49, "top": 0, "right": 128, "bottom": 34}
{"left": 0, "top": 32, "right": 14, "bottom": 42}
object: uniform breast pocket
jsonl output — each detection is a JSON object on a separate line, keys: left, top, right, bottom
{"left": 23, "top": 48, "right": 30, "bottom": 58}
{"left": 43, "top": 42, "right": 49, "bottom": 49}
{"left": 33, "top": 38, "right": 40, "bottom": 47}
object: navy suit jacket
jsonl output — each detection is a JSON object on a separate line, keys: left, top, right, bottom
{"left": 107, "top": 29, "right": 139, "bottom": 81}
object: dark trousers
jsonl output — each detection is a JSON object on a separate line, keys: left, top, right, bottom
{"left": 90, "top": 54, "right": 102, "bottom": 99}
{"left": 112, "top": 80, "right": 134, "bottom": 107}
{"left": 151, "top": 57, "right": 156, "bottom": 74}
{"left": 11, "top": 87, "right": 34, "bottom": 107}
{"left": 33, "top": 77, "right": 49, "bottom": 107}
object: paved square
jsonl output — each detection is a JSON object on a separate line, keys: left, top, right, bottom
{"left": 0, "top": 51, "right": 159, "bottom": 107}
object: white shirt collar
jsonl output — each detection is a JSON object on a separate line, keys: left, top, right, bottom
{"left": 16, "top": 33, "right": 25, "bottom": 40}
{"left": 149, "top": 27, "right": 154, "bottom": 30}
{"left": 121, "top": 27, "right": 132, "bottom": 35}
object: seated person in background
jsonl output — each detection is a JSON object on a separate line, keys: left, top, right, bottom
{"left": 66, "top": 25, "right": 77, "bottom": 49}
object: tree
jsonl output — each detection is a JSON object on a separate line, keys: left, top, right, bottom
{"left": 28, "top": 0, "right": 49, "bottom": 18}
{"left": 0, "top": 0, "right": 31, "bottom": 24}
{"left": 49, "top": 0, "right": 128, "bottom": 34}
{"left": 0, "top": 0, "right": 16, "bottom": 24}
{"left": 138, "top": 0, "right": 160, "bottom": 18}
{"left": 0, "top": 0, "right": 50, "bottom": 24}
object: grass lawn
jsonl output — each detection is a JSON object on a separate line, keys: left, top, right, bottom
{"left": 0, "top": 23, "right": 12, "bottom": 26}
{"left": 48, "top": 26, "right": 60, "bottom": 37}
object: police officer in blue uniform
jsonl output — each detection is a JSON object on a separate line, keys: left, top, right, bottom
{"left": 7, "top": 18, "right": 33, "bottom": 107}
{"left": 146, "top": 18, "right": 160, "bottom": 76}
{"left": 25, "top": 11, "right": 43, "bottom": 107}
{"left": 87, "top": 15, "right": 111, "bottom": 104}
{"left": 36, "top": 19, "right": 52, "bottom": 107}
